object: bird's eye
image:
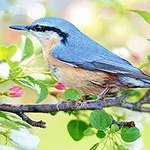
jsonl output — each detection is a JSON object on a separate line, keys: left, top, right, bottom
{"left": 34, "top": 25, "right": 43, "bottom": 32}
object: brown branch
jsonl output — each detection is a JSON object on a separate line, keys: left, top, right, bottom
{"left": 113, "top": 120, "right": 135, "bottom": 127}
{"left": 16, "top": 111, "right": 46, "bottom": 128}
{"left": 0, "top": 89, "right": 150, "bottom": 128}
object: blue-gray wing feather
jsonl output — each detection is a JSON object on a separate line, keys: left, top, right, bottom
{"left": 52, "top": 31, "right": 150, "bottom": 80}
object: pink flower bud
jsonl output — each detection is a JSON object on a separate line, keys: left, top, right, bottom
{"left": 55, "top": 82, "right": 66, "bottom": 90}
{"left": 9, "top": 86, "right": 24, "bottom": 98}
{"left": 132, "top": 53, "right": 140, "bottom": 62}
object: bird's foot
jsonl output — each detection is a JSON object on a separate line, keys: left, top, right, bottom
{"left": 98, "top": 87, "right": 110, "bottom": 100}
{"left": 56, "top": 101, "right": 62, "bottom": 111}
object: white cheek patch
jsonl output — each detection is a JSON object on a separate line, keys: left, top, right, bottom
{"left": 48, "top": 31, "right": 59, "bottom": 39}
{"left": 30, "top": 30, "right": 60, "bottom": 43}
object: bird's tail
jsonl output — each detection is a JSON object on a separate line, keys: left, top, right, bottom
{"left": 141, "top": 78, "right": 150, "bottom": 87}
{"left": 119, "top": 75, "right": 150, "bottom": 88}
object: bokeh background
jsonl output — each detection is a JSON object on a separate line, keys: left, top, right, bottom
{"left": 0, "top": 0, "right": 150, "bottom": 149}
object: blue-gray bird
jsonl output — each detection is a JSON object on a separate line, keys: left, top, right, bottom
{"left": 9, "top": 17, "right": 150, "bottom": 96}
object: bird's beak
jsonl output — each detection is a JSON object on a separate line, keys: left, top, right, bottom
{"left": 9, "top": 25, "right": 28, "bottom": 31}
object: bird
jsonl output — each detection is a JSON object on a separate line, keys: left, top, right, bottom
{"left": 9, "top": 17, "right": 150, "bottom": 97}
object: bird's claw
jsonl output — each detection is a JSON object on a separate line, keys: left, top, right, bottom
{"left": 56, "top": 101, "right": 62, "bottom": 111}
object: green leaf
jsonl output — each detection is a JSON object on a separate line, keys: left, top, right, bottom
{"left": 5, "top": 60, "right": 22, "bottom": 79}
{"left": 7, "top": 45, "right": 17, "bottom": 59}
{"left": 96, "top": 130, "right": 106, "bottom": 139}
{"left": 0, "top": 112, "right": 8, "bottom": 119}
{"left": 0, "top": 112, "right": 31, "bottom": 129}
{"left": 8, "top": 61, "right": 19, "bottom": 69}
{"left": 49, "top": 111, "right": 57, "bottom": 116}
{"left": 121, "top": 127, "right": 141, "bottom": 142}
{"left": 148, "top": 55, "right": 150, "bottom": 62}
{"left": 6, "top": 114, "right": 31, "bottom": 128}
{"left": 131, "top": 10, "right": 150, "bottom": 24}
{"left": 0, "top": 117, "right": 19, "bottom": 130}
{"left": 67, "top": 120, "right": 87, "bottom": 141}
{"left": 139, "top": 62, "right": 150, "bottom": 69}
{"left": 0, "top": 46, "right": 7, "bottom": 60}
{"left": 0, "top": 45, "right": 17, "bottom": 60}
{"left": 117, "top": 145, "right": 127, "bottom": 150}
{"left": 90, "top": 142, "right": 99, "bottom": 150}
{"left": 0, "top": 130, "right": 9, "bottom": 140}
{"left": 64, "top": 88, "right": 83, "bottom": 101}
{"left": 86, "top": 95, "right": 97, "bottom": 100}
{"left": 90, "top": 110, "right": 113, "bottom": 131}
{"left": 31, "top": 74, "right": 56, "bottom": 86}
{"left": 10, "top": 67, "right": 23, "bottom": 79}
{"left": 21, "top": 37, "right": 34, "bottom": 61}
{"left": 83, "top": 128, "right": 95, "bottom": 136}
{"left": 110, "top": 124, "right": 120, "bottom": 133}
{"left": 127, "top": 89, "right": 141, "bottom": 97}
{"left": 17, "top": 76, "right": 48, "bottom": 103}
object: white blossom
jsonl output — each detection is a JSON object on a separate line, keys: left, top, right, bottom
{"left": 11, "top": 48, "right": 22, "bottom": 62}
{"left": 0, "top": 145, "right": 16, "bottom": 150}
{"left": 112, "top": 47, "right": 130, "bottom": 59}
{"left": 66, "top": 2, "right": 94, "bottom": 27}
{"left": 113, "top": 108, "right": 144, "bottom": 131}
{"left": 10, "top": 1, "right": 46, "bottom": 20}
{"left": 0, "top": 62, "right": 10, "bottom": 79}
{"left": 112, "top": 108, "right": 144, "bottom": 149}
{"left": 10, "top": 127, "right": 40, "bottom": 150}
{"left": 124, "top": 110, "right": 144, "bottom": 131}
{"left": 124, "top": 137, "right": 143, "bottom": 150}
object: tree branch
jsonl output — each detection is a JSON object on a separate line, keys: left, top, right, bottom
{"left": 0, "top": 89, "right": 150, "bottom": 128}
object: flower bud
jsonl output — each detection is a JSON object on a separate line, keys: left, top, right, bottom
{"left": 9, "top": 86, "right": 24, "bottom": 98}
{"left": 55, "top": 82, "right": 66, "bottom": 90}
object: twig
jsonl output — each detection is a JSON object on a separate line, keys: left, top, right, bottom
{"left": 16, "top": 111, "right": 46, "bottom": 128}
{"left": 113, "top": 120, "right": 135, "bottom": 127}
{"left": 0, "top": 89, "right": 150, "bottom": 128}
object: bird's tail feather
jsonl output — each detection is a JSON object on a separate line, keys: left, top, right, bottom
{"left": 119, "top": 75, "right": 150, "bottom": 88}
{"left": 141, "top": 79, "right": 150, "bottom": 87}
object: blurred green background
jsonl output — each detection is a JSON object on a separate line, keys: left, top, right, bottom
{"left": 0, "top": 0, "right": 150, "bottom": 149}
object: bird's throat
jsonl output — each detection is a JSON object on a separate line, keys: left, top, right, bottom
{"left": 41, "top": 36, "right": 61, "bottom": 70}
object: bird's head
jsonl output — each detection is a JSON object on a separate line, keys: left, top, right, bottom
{"left": 9, "top": 17, "right": 78, "bottom": 46}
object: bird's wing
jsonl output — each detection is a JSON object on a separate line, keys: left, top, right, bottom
{"left": 52, "top": 34, "right": 149, "bottom": 80}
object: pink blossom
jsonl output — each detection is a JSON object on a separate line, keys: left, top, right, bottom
{"left": 9, "top": 86, "right": 24, "bottom": 98}
{"left": 131, "top": 53, "right": 140, "bottom": 62}
{"left": 55, "top": 82, "right": 66, "bottom": 90}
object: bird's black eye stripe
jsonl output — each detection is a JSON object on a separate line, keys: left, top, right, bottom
{"left": 27, "top": 25, "right": 43, "bottom": 32}
{"left": 27, "top": 25, "right": 69, "bottom": 44}
{"left": 27, "top": 25, "right": 64, "bottom": 34}
{"left": 34, "top": 25, "right": 43, "bottom": 31}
